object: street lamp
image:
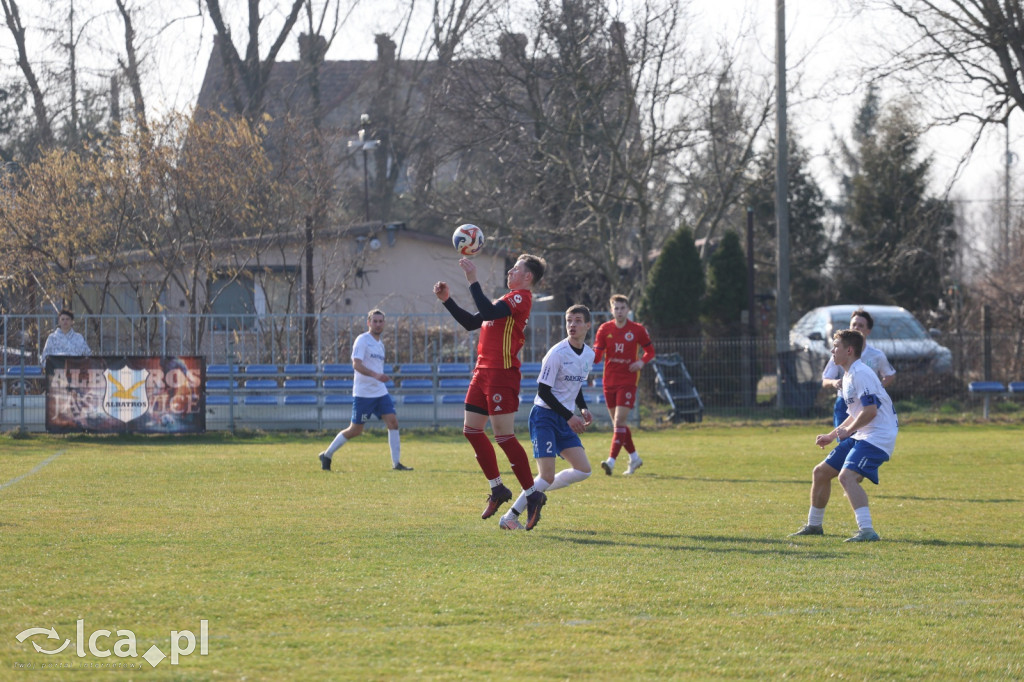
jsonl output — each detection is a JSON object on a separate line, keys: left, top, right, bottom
{"left": 348, "top": 114, "right": 380, "bottom": 222}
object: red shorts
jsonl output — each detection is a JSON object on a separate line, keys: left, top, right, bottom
{"left": 603, "top": 384, "right": 637, "bottom": 410}
{"left": 466, "top": 367, "right": 521, "bottom": 415}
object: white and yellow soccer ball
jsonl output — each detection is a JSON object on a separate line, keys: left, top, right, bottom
{"left": 452, "top": 224, "right": 485, "bottom": 256}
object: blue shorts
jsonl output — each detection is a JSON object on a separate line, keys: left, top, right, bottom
{"left": 823, "top": 438, "right": 890, "bottom": 485}
{"left": 833, "top": 395, "right": 848, "bottom": 427}
{"left": 351, "top": 394, "right": 396, "bottom": 425}
{"left": 528, "top": 405, "right": 582, "bottom": 458}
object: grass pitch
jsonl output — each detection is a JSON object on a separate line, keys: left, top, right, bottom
{"left": 1, "top": 423, "right": 1022, "bottom": 680}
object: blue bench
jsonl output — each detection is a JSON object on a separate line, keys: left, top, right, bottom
{"left": 400, "top": 378, "right": 434, "bottom": 390}
{"left": 284, "top": 395, "right": 318, "bottom": 406}
{"left": 244, "top": 364, "right": 279, "bottom": 376}
{"left": 969, "top": 381, "right": 1006, "bottom": 419}
{"left": 438, "top": 378, "right": 470, "bottom": 389}
{"left": 325, "top": 394, "right": 354, "bottom": 405}
{"left": 404, "top": 394, "right": 435, "bottom": 405}
{"left": 441, "top": 394, "right": 465, "bottom": 404}
{"left": 438, "top": 362, "right": 472, "bottom": 375}
{"left": 244, "top": 395, "right": 278, "bottom": 406}
{"left": 1010, "top": 382, "right": 1024, "bottom": 394}
{"left": 520, "top": 362, "right": 543, "bottom": 376}
{"left": 398, "top": 363, "right": 433, "bottom": 376}
{"left": 244, "top": 379, "right": 279, "bottom": 391}
{"left": 207, "top": 364, "right": 241, "bottom": 377}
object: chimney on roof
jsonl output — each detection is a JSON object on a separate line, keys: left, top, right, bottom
{"left": 376, "top": 34, "right": 396, "bottom": 64}
{"left": 299, "top": 33, "right": 327, "bottom": 64}
{"left": 499, "top": 33, "right": 528, "bottom": 61}
{"left": 609, "top": 21, "right": 627, "bottom": 55}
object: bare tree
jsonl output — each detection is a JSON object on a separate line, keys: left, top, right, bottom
{"left": 204, "top": 0, "right": 306, "bottom": 119}
{"left": 1, "top": 0, "right": 55, "bottom": 148}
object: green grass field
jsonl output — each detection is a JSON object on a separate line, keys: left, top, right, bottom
{"left": 2, "top": 422, "right": 1022, "bottom": 680}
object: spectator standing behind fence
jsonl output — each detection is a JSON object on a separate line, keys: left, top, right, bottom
{"left": 821, "top": 309, "right": 895, "bottom": 427}
{"left": 317, "top": 309, "right": 412, "bottom": 472}
{"left": 593, "top": 294, "right": 655, "bottom": 476}
{"left": 791, "top": 329, "right": 899, "bottom": 542}
{"left": 433, "top": 254, "right": 548, "bottom": 522}
{"left": 40, "top": 309, "right": 91, "bottom": 367}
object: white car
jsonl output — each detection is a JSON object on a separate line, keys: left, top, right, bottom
{"left": 790, "top": 304, "right": 953, "bottom": 375}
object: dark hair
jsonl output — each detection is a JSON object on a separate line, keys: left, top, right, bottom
{"left": 367, "top": 308, "right": 385, "bottom": 320}
{"left": 517, "top": 254, "right": 546, "bottom": 285}
{"left": 59, "top": 309, "right": 75, "bottom": 320}
{"left": 850, "top": 308, "right": 873, "bottom": 330}
{"left": 834, "top": 329, "right": 865, "bottom": 357}
{"left": 566, "top": 304, "right": 591, "bottom": 323}
{"left": 609, "top": 294, "right": 629, "bottom": 307}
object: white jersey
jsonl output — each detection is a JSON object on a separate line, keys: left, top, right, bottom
{"left": 842, "top": 358, "right": 898, "bottom": 456}
{"left": 534, "top": 339, "right": 595, "bottom": 413}
{"left": 40, "top": 328, "right": 91, "bottom": 367}
{"left": 823, "top": 343, "right": 895, "bottom": 393}
{"left": 350, "top": 332, "right": 389, "bottom": 398}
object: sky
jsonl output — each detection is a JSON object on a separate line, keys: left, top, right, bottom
{"left": 1, "top": 0, "right": 1015, "bottom": 208}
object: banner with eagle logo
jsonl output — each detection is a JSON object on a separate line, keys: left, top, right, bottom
{"left": 45, "top": 356, "right": 205, "bottom": 434}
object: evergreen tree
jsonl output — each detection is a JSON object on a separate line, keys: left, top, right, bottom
{"left": 637, "top": 224, "right": 704, "bottom": 337}
{"left": 834, "top": 95, "right": 956, "bottom": 312}
{"left": 746, "top": 134, "right": 832, "bottom": 317}
{"left": 702, "top": 230, "right": 747, "bottom": 337}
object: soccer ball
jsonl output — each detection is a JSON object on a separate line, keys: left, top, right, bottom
{"left": 452, "top": 224, "right": 485, "bottom": 256}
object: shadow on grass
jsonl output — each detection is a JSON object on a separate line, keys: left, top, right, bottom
{"left": 875, "top": 494, "right": 1021, "bottom": 504}
{"left": 639, "top": 474, "right": 807, "bottom": 485}
{"left": 544, "top": 529, "right": 843, "bottom": 558}
{"left": 885, "top": 537, "right": 1024, "bottom": 550}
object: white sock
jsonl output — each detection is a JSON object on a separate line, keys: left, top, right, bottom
{"left": 547, "top": 468, "right": 591, "bottom": 492}
{"left": 853, "top": 506, "right": 873, "bottom": 530}
{"left": 489, "top": 476, "right": 503, "bottom": 488}
{"left": 511, "top": 477, "right": 551, "bottom": 514}
{"left": 628, "top": 451, "right": 640, "bottom": 463}
{"left": 324, "top": 432, "right": 348, "bottom": 457}
{"left": 388, "top": 429, "right": 400, "bottom": 467}
{"left": 808, "top": 506, "right": 825, "bottom": 527}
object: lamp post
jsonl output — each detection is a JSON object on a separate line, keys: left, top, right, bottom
{"left": 348, "top": 114, "right": 380, "bottom": 222}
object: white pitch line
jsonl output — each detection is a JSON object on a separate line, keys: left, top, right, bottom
{"left": 0, "top": 450, "right": 64, "bottom": 491}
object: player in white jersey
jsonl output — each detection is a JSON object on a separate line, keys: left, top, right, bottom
{"left": 317, "top": 309, "right": 412, "bottom": 472}
{"left": 791, "top": 329, "right": 898, "bottom": 542}
{"left": 499, "top": 305, "right": 595, "bottom": 531}
{"left": 822, "top": 309, "right": 895, "bottom": 426}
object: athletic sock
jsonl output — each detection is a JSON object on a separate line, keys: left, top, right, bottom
{"left": 622, "top": 426, "right": 636, "bottom": 455}
{"left": 547, "top": 467, "right": 591, "bottom": 491}
{"left": 388, "top": 429, "right": 401, "bottom": 467}
{"left": 464, "top": 427, "right": 500, "bottom": 480}
{"left": 808, "top": 506, "right": 825, "bottom": 527}
{"left": 496, "top": 434, "right": 534, "bottom": 489}
{"left": 610, "top": 426, "right": 626, "bottom": 460}
{"left": 324, "top": 432, "right": 348, "bottom": 457}
{"left": 853, "top": 506, "right": 873, "bottom": 531}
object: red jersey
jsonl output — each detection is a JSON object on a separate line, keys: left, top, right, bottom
{"left": 475, "top": 289, "right": 532, "bottom": 370}
{"left": 593, "top": 319, "right": 655, "bottom": 387}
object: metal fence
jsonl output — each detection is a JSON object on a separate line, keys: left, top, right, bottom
{"left": 2, "top": 312, "right": 1021, "bottom": 431}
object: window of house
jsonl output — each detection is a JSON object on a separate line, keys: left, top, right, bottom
{"left": 209, "top": 267, "right": 298, "bottom": 330}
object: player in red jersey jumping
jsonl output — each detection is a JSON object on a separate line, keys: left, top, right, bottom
{"left": 434, "top": 254, "right": 548, "bottom": 520}
{"left": 592, "top": 294, "right": 656, "bottom": 475}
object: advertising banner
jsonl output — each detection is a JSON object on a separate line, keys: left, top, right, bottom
{"left": 46, "top": 356, "right": 206, "bottom": 434}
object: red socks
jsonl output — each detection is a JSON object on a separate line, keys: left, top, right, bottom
{"left": 464, "top": 426, "right": 500, "bottom": 479}
{"left": 496, "top": 434, "right": 535, "bottom": 489}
